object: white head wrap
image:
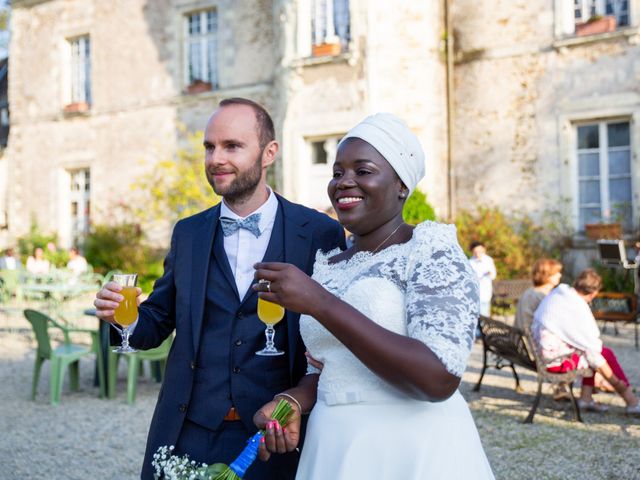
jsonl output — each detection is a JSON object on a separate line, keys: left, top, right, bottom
{"left": 338, "top": 113, "right": 425, "bottom": 195}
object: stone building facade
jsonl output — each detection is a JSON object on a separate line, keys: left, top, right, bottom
{"left": 2, "top": 0, "right": 446, "bottom": 248}
{"left": 2, "top": 0, "right": 639, "bottom": 257}
{"left": 451, "top": 0, "right": 640, "bottom": 270}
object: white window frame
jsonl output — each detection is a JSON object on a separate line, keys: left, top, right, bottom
{"left": 69, "top": 35, "right": 91, "bottom": 105}
{"left": 69, "top": 168, "right": 91, "bottom": 245}
{"left": 556, "top": 0, "right": 635, "bottom": 36}
{"left": 575, "top": 119, "right": 633, "bottom": 231}
{"left": 183, "top": 8, "right": 218, "bottom": 88}
{"left": 310, "top": 0, "right": 351, "bottom": 51}
{"left": 574, "top": 0, "right": 631, "bottom": 26}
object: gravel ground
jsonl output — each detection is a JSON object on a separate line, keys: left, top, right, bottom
{"left": 1, "top": 306, "right": 639, "bottom": 480}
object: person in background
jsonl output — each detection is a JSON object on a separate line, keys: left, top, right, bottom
{"left": 67, "top": 246, "right": 88, "bottom": 275}
{"left": 514, "top": 258, "right": 562, "bottom": 332}
{"left": 0, "top": 247, "right": 22, "bottom": 270}
{"left": 26, "top": 247, "right": 50, "bottom": 275}
{"left": 469, "top": 241, "right": 497, "bottom": 317}
{"left": 532, "top": 268, "right": 640, "bottom": 415}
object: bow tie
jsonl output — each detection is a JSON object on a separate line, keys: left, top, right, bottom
{"left": 219, "top": 213, "right": 262, "bottom": 238}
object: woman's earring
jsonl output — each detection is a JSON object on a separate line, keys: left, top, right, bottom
{"left": 399, "top": 191, "right": 407, "bottom": 199}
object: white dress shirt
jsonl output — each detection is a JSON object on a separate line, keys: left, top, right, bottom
{"left": 469, "top": 254, "right": 497, "bottom": 303}
{"left": 220, "top": 188, "right": 279, "bottom": 299}
{"left": 128, "top": 189, "right": 278, "bottom": 332}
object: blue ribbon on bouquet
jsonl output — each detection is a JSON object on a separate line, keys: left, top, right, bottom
{"left": 228, "top": 431, "right": 264, "bottom": 478}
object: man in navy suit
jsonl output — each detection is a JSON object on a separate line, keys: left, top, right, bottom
{"left": 94, "top": 98, "right": 345, "bottom": 479}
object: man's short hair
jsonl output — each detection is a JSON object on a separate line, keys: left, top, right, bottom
{"left": 469, "top": 241, "right": 484, "bottom": 251}
{"left": 532, "top": 258, "right": 562, "bottom": 287}
{"left": 218, "top": 97, "right": 275, "bottom": 149}
{"left": 573, "top": 268, "right": 603, "bottom": 295}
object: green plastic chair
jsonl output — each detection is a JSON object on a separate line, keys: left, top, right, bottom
{"left": 0, "top": 269, "right": 22, "bottom": 303}
{"left": 108, "top": 335, "right": 173, "bottom": 404}
{"left": 24, "top": 309, "right": 105, "bottom": 405}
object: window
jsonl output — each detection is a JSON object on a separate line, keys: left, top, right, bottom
{"left": 185, "top": 9, "right": 218, "bottom": 91}
{"left": 311, "top": 0, "right": 350, "bottom": 55}
{"left": 69, "top": 36, "right": 91, "bottom": 106}
{"left": 576, "top": 121, "right": 632, "bottom": 231}
{"left": 69, "top": 169, "right": 91, "bottom": 244}
{"left": 574, "top": 0, "right": 629, "bottom": 27}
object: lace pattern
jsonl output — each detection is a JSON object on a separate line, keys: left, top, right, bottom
{"left": 300, "top": 221, "right": 479, "bottom": 404}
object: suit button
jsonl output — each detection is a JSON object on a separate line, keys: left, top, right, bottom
{"left": 236, "top": 312, "right": 244, "bottom": 319}
{"left": 179, "top": 404, "right": 187, "bottom": 412}
{"left": 190, "top": 361, "right": 196, "bottom": 370}
{"left": 235, "top": 339, "right": 242, "bottom": 346}
{"left": 233, "top": 366, "right": 240, "bottom": 374}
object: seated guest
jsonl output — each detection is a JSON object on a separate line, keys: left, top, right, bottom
{"left": 67, "top": 246, "right": 88, "bottom": 276}
{"left": 514, "top": 258, "right": 562, "bottom": 332}
{"left": 0, "top": 247, "right": 22, "bottom": 270}
{"left": 26, "top": 247, "right": 50, "bottom": 275}
{"left": 532, "top": 269, "right": 640, "bottom": 414}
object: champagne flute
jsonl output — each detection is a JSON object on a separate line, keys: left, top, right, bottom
{"left": 256, "top": 280, "right": 285, "bottom": 356}
{"left": 111, "top": 273, "right": 138, "bottom": 353}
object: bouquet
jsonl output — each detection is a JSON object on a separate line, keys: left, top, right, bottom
{"left": 152, "top": 399, "right": 294, "bottom": 480}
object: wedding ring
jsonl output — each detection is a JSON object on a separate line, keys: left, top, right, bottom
{"left": 259, "top": 279, "right": 271, "bottom": 293}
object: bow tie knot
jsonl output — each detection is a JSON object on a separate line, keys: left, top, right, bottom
{"left": 220, "top": 213, "right": 262, "bottom": 238}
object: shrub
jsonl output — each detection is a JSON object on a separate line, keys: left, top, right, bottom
{"left": 84, "top": 222, "right": 166, "bottom": 294}
{"left": 403, "top": 189, "right": 436, "bottom": 225}
{"left": 16, "top": 219, "right": 68, "bottom": 267}
{"left": 454, "top": 206, "right": 570, "bottom": 279}
{"left": 593, "top": 264, "right": 634, "bottom": 293}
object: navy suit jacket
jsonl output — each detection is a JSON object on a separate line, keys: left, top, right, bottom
{"left": 131, "top": 194, "right": 345, "bottom": 479}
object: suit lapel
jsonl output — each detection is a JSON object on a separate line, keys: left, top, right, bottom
{"left": 190, "top": 204, "right": 221, "bottom": 354}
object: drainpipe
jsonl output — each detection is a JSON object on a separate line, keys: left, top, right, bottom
{"left": 444, "top": 0, "right": 455, "bottom": 220}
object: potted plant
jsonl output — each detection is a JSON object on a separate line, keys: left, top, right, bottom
{"left": 584, "top": 222, "right": 622, "bottom": 240}
{"left": 575, "top": 15, "right": 617, "bottom": 36}
{"left": 312, "top": 42, "right": 342, "bottom": 57}
{"left": 63, "top": 101, "right": 90, "bottom": 114}
{"left": 186, "top": 79, "right": 213, "bottom": 94}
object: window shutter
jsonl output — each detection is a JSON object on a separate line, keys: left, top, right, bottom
{"left": 556, "top": 0, "right": 576, "bottom": 36}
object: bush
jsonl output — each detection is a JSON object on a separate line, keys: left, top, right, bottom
{"left": 16, "top": 219, "right": 68, "bottom": 267}
{"left": 454, "top": 206, "right": 570, "bottom": 279}
{"left": 84, "top": 222, "right": 166, "bottom": 294}
{"left": 593, "top": 264, "right": 634, "bottom": 293}
{"left": 403, "top": 189, "right": 436, "bottom": 225}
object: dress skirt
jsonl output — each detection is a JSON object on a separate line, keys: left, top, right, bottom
{"left": 296, "top": 391, "right": 495, "bottom": 480}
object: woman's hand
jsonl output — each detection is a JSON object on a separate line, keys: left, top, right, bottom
{"left": 253, "top": 397, "right": 301, "bottom": 461}
{"left": 253, "top": 262, "right": 330, "bottom": 315}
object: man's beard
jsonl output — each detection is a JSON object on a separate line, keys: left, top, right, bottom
{"left": 207, "top": 153, "right": 263, "bottom": 203}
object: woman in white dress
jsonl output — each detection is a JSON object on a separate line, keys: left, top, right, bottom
{"left": 253, "top": 113, "right": 494, "bottom": 479}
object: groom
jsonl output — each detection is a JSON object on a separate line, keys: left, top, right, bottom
{"left": 94, "top": 98, "right": 345, "bottom": 479}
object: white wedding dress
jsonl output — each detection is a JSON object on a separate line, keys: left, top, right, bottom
{"left": 297, "top": 221, "right": 495, "bottom": 479}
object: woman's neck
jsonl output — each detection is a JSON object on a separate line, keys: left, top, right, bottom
{"left": 534, "top": 283, "right": 555, "bottom": 295}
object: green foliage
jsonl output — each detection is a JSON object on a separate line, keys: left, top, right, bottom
{"left": 593, "top": 264, "right": 634, "bottom": 293}
{"left": 132, "top": 129, "right": 220, "bottom": 225}
{"left": 455, "top": 206, "right": 572, "bottom": 279}
{"left": 15, "top": 218, "right": 68, "bottom": 266}
{"left": 84, "top": 222, "right": 166, "bottom": 294}
{"left": 402, "top": 189, "right": 436, "bottom": 225}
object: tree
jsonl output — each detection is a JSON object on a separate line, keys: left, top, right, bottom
{"left": 132, "top": 130, "right": 220, "bottom": 225}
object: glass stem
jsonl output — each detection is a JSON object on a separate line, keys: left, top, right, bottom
{"left": 121, "top": 327, "right": 131, "bottom": 350}
{"left": 265, "top": 325, "right": 275, "bottom": 350}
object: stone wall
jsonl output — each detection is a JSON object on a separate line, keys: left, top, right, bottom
{"left": 451, "top": 0, "right": 640, "bottom": 234}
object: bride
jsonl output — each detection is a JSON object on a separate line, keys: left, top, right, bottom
{"left": 253, "top": 113, "right": 494, "bottom": 479}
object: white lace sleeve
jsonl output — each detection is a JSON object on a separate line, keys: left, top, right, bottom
{"left": 404, "top": 223, "right": 479, "bottom": 377}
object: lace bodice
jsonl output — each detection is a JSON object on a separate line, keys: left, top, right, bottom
{"left": 300, "top": 221, "right": 479, "bottom": 405}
